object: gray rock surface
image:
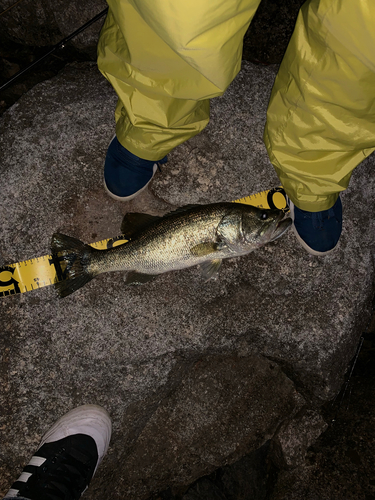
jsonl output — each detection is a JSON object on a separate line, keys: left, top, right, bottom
{"left": 112, "top": 355, "right": 302, "bottom": 498}
{"left": 0, "top": 61, "right": 374, "bottom": 499}
{"left": 271, "top": 409, "right": 328, "bottom": 469}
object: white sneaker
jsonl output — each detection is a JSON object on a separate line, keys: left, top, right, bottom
{"left": 5, "top": 405, "right": 112, "bottom": 500}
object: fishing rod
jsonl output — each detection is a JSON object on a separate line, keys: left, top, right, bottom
{"left": 0, "top": 7, "right": 108, "bottom": 93}
{"left": 0, "top": 0, "right": 26, "bottom": 17}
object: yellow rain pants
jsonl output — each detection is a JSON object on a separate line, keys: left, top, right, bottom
{"left": 97, "top": 0, "right": 261, "bottom": 160}
{"left": 264, "top": 0, "right": 375, "bottom": 211}
{"left": 97, "top": 0, "right": 375, "bottom": 212}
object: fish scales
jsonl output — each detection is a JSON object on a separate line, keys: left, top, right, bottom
{"left": 90, "top": 204, "right": 231, "bottom": 274}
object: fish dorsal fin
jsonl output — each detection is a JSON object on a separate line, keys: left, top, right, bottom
{"left": 163, "top": 204, "right": 202, "bottom": 217}
{"left": 121, "top": 213, "right": 161, "bottom": 237}
{"left": 200, "top": 259, "right": 222, "bottom": 280}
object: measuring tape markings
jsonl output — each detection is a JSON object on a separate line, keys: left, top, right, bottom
{"left": 0, "top": 236, "right": 130, "bottom": 297}
{"left": 0, "top": 187, "right": 287, "bottom": 297}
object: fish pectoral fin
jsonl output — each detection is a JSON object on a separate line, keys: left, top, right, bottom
{"left": 200, "top": 259, "right": 222, "bottom": 281}
{"left": 124, "top": 271, "right": 156, "bottom": 286}
{"left": 121, "top": 213, "right": 161, "bottom": 237}
{"left": 190, "top": 241, "right": 226, "bottom": 257}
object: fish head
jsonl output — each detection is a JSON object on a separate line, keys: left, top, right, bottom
{"left": 241, "top": 206, "right": 292, "bottom": 247}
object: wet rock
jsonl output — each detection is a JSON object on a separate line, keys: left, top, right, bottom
{"left": 271, "top": 409, "right": 328, "bottom": 469}
{"left": 112, "top": 355, "right": 302, "bottom": 499}
{"left": 0, "top": 0, "right": 107, "bottom": 57}
{"left": 167, "top": 441, "right": 277, "bottom": 500}
{"left": 243, "top": 0, "right": 305, "bottom": 64}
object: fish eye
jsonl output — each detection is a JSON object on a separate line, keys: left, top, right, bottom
{"left": 260, "top": 211, "right": 268, "bottom": 220}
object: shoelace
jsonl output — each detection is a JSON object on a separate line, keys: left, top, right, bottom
{"left": 311, "top": 210, "right": 324, "bottom": 230}
{"left": 311, "top": 206, "right": 337, "bottom": 229}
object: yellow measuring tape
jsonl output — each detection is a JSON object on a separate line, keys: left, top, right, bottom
{"left": 0, "top": 187, "right": 287, "bottom": 298}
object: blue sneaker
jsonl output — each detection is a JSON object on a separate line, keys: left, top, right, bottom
{"left": 289, "top": 196, "right": 342, "bottom": 255}
{"left": 104, "top": 136, "right": 167, "bottom": 201}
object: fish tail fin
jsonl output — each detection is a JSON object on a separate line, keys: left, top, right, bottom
{"left": 51, "top": 233, "right": 96, "bottom": 298}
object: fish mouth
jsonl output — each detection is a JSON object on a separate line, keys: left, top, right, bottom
{"left": 270, "top": 216, "right": 292, "bottom": 241}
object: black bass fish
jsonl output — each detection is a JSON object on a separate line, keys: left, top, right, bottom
{"left": 51, "top": 203, "right": 291, "bottom": 297}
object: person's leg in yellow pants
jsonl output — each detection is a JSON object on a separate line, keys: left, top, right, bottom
{"left": 264, "top": 0, "right": 375, "bottom": 254}
{"left": 97, "top": 0, "right": 261, "bottom": 200}
{"left": 98, "top": 0, "right": 262, "bottom": 161}
{"left": 98, "top": 0, "right": 375, "bottom": 253}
